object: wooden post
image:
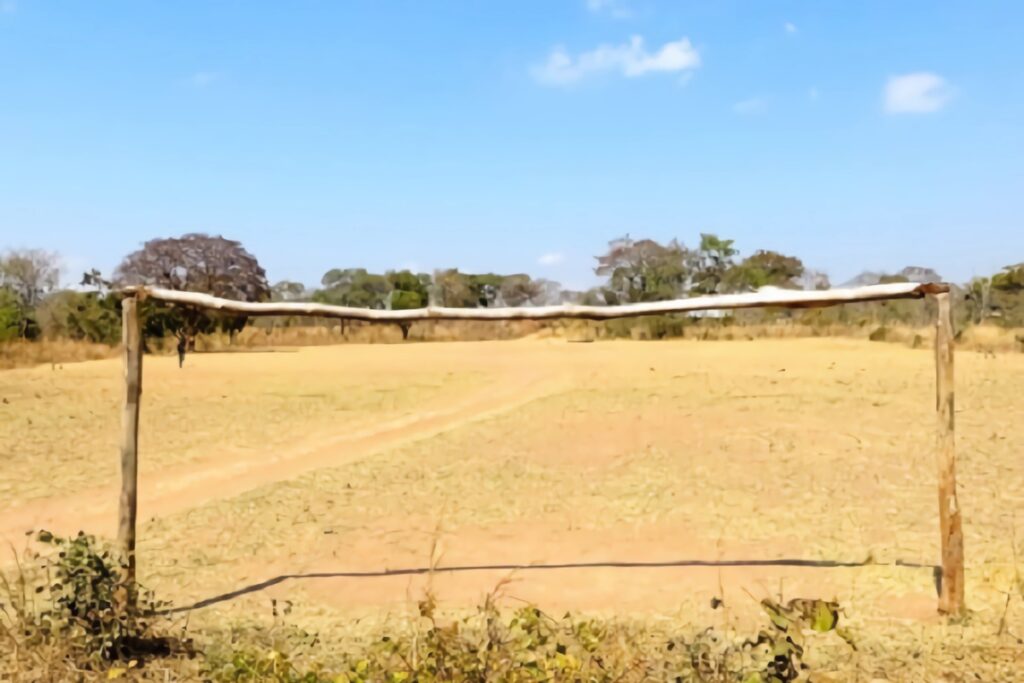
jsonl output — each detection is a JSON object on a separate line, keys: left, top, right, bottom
{"left": 119, "top": 295, "right": 142, "bottom": 583}
{"left": 934, "top": 292, "right": 965, "bottom": 615}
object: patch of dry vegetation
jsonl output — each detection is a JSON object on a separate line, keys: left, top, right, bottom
{"left": 0, "top": 338, "right": 117, "bottom": 370}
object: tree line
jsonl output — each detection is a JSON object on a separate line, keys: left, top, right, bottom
{"left": 1, "top": 231, "right": 1022, "bottom": 346}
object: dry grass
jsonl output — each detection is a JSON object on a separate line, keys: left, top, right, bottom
{"left": 0, "top": 338, "right": 117, "bottom": 370}
{"left": 203, "top": 318, "right": 546, "bottom": 350}
{"left": 2, "top": 319, "right": 1020, "bottom": 371}
{"left": 0, "top": 344, "right": 487, "bottom": 503}
{"left": 2, "top": 338, "right": 1024, "bottom": 679}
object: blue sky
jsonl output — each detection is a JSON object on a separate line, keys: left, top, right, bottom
{"left": 1, "top": 1, "right": 1022, "bottom": 290}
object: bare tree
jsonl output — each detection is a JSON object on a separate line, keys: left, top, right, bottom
{"left": 0, "top": 249, "right": 61, "bottom": 308}
{"left": 798, "top": 269, "right": 831, "bottom": 291}
{"left": 534, "top": 278, "right": 564, "bottom": 306}
{"left": 499, "top": 274, "right": 545, "bottom": 307}
{"left": 271, "top": 280, "right": 308, "bottom": 302}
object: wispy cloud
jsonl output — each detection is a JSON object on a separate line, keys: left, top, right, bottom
{"left": 538, "top": 252, "right": 565, "bottom": 266}
{"left": 884, "top": 72, "right": 953, "bottom": 113}
{"left": 808, "top": 87, "right": 819, "bottom": 101}
{"left": 186, "top": 71, "right": 223, "bottom": 88}
{"left": 532, "top": 35, "right": 700, "bottom": 86}
{"left": 784, "top": 22, "right": 798, "bottom": 35}
{"left": 586, "top": 0, "right": 632, "bottom": 19}
{"left": 1, "top": 1, "right": 16, "bottom": 14}
{"left": 733, "top": 97, "right": 766, "bottom": 115}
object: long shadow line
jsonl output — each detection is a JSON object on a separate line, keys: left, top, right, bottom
{"left": 167, "top": 557, "right": 940, "bottom": 614}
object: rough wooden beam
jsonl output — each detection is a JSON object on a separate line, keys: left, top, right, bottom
{"left": 118, "top": 296, "right": 142, "bottom": 585}
{"left": 934, "top": 291, "right": 965, "bottom": 615}
{"left": 122, "top": 282, "right": 948, "bottom": 322}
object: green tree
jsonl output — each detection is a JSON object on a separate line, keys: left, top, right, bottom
{"left": 0, "top": 288, "right": 23, "bottom": 341}
{"left": 595, "top": 236, "right": 691, "bottom": 303}
{"left": 386, "top": 270, "right": 431, "bottom": 339}
{"left": 989, "top": 263, "right": 1024, "bottom": 326}
{"left": 36, "top": 290, "right": 121, "bottom": 344}
{"left": 386, "top": 270, "right": 430, "bottom": 308}
{"left": 690, "top": 233, "right": 737, "bottom": 295}
{"left": 992, "top": 263, "right": 1024, "bottom": 291}
{"left": 725, "top": 250, "right": 805, "bottom": 292}
{"left": 315, "top": 268, "right": 390, "bottom": 308}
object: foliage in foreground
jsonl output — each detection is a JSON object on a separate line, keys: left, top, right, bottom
{"left": 204, "top": 590, "right": 849, "bottom": 683}
{"left": 1, "top": 532, "right": 856, "bottom": 682}
{"left": 0, "top": 531, "right": 193, "bottom": 681}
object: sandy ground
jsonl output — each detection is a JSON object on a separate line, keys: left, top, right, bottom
{"left": 2, "top": 338, "right": 1024, "bottom": 648}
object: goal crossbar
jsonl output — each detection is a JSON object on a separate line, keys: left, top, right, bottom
{"left": 122, "top": 281, "right": 947, "bottom": 322}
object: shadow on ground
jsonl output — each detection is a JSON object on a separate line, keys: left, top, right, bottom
{"left": 168, "top": 557, "right": 941, "bottom": 614}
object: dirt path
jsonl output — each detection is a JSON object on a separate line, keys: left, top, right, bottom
{"left": 0, "top": 367, "right": 569, "bottom": 546}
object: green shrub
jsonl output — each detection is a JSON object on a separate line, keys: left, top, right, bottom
{"left": 1, "top": 531, "right": 191, "bottom": 678}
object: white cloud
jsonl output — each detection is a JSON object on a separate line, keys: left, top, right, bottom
{"left": 533, "top": 35, "right": 700, "bottom": 86}
{"left": 784, "top": 22, "right": 798, "bottom": 34}
{"left": 538, "top": 252, "right": 565, "bottom": 266}
{"left": 586, "top": 0, "right": 632, "bottom": 19}
{"left": 733, "top": 97, "right": 766, "bottom": 114}
{"left": 884, "top": 72, "right": 953, "bottom": 113}
{"left": 1, "top": 1, "right": 16, "bottom": 14}
{"left": 808, "top": 87, "right": 819, "bottom": 101}
{"left": 187, "top": 71, "right": 223, "bottom": 88}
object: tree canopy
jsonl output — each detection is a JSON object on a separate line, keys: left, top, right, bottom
{"left": 114, "top": 233, "right": 270, "bottom": 339}
{"left": 594, "top": 236, "right": 691, "bottom": 304}
{"left": 725, "top": 250, "right": 805, "bottom": 291}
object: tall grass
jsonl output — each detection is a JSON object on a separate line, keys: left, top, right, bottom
{"left": 0, "top": 338, "right": 117, "bottom": 370}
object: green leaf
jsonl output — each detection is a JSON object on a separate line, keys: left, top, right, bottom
{"left": 809, "top": 601, "right": 839, "bottom": 632}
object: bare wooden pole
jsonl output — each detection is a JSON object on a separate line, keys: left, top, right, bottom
{"left": 934, "top": 292, "right": 965, "bottom": 615}
{"left": 118, "top": 295, "right": 142, "bottom": 583}
{"left": 119, "top": 281, "right": 948, "bottom": 322}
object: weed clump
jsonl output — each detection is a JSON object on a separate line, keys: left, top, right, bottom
{"left": 203, "top": 590, "right": 849, "bottom": 682}
{"left": 0, "top": 531, "right": 192, "bottom": 680}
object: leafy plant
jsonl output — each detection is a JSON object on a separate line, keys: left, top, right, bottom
{"left": 202, "top": 590, "right": 849, "bottom": 683}
{"left": 1, "top": 530, "right": 191, "bottom": 679}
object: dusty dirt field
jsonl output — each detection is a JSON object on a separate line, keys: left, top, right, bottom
{"left": 2, "top": 338, "right": 1023, "bottom": 675}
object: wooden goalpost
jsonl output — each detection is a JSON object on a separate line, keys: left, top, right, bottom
{"left": 115, "top": 281, "right": 965, "bottom": 615}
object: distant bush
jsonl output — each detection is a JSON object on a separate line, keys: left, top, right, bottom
{"left": 36, "top": 290, "right": 122, "bottom": 345}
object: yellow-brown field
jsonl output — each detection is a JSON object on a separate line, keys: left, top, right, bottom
{"left": 2, "top": 338, "right": 1023, "bottom": 678}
